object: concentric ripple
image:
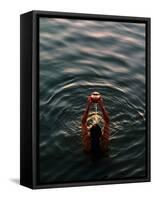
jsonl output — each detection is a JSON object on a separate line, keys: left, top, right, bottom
{"left": 39, "top": 18, "right": 146, "bottom": 183}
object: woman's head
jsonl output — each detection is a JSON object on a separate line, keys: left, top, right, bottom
{"left": 90, "top": 124, "right": 102, "bottom": 155}
{"left": 90, "top": 124, "right": 102, "bottom": 139}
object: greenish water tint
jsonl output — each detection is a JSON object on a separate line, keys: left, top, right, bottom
{"left": 39, "top": 18, "right": 146, "bottom": 184}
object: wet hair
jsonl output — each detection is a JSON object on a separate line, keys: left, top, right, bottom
{"left": 90, "top": 124, "right": 102, "bottom": 154}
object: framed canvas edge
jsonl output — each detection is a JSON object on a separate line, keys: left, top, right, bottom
{"left": 32, "top": 177, "right": 150, "bottom": 190}
{"left": 20, "top": 12, "right": 33, "bottom": 188}
{"left": 29, "top": 10, "right": 151, "bottom": 189}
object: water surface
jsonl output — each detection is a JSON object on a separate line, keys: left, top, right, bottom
{"left": 39, "top": 18, "right": 146, "bottom": 184}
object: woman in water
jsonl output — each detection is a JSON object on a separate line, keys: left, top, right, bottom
{"left": 81, "top": 92, "right": 110, "bottom": 155}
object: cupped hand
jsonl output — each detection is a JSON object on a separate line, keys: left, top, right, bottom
{"left": 97, "top": 96, "right": 104, "bottom": 105}
{"left": 90, "top": 93, "right": 101, "bottom": 103}
{"left": 87, "top": 96, "right": 93, "bottom": 105}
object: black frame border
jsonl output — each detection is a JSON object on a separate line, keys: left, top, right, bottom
{"left": 21, "top": 10, "right": 151, "bottom": 189}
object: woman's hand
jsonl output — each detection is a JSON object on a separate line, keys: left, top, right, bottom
{"left": 87, "top": 96, "right": 93, "bottom": 105}
{"left": 90, "top": 93, "right": 101, "bottom": 103}
{"left": 87, "top": 92, "right": 104, "bottom": 105}
{"left": 98, "top": 96, "right": 104, "bottom": 105}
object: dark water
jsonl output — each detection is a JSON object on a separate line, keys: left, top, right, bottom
{"left": 39, "top": 17, "right": 146, "bottom": 184}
